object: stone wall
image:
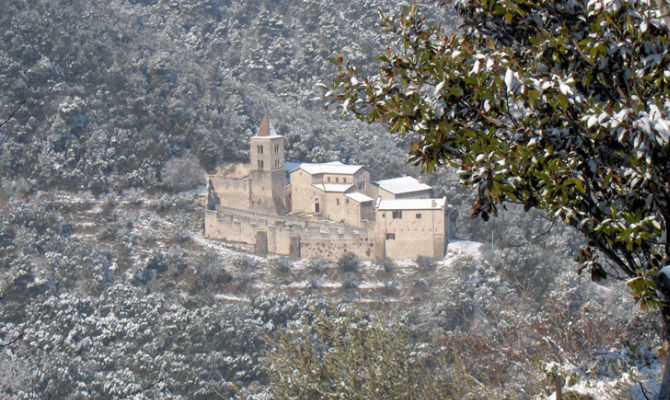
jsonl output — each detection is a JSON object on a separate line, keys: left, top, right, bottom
{"left": 205, "top": 207, "right": 380, "bottom": 261}
{"left": 289, "top": 169, "right": 320, "bottom": 215}
{"left": 324, "top": 192, "right": 365, "bottom": 227}
{"left": 377, "top": 187, "right": 432, "bottom": 200}
{"left": 376, "top": 207, "right": 447, "bottom": 259}
{"left": 249, "top": 169, "right": 286, "bottom": 213}
{"left": 209, "top": 175, "right": 250, "bottom": 210}
{"left": 300, "top": 228, "right": 376, "bottom": 260}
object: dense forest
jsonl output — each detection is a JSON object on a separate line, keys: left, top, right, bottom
{"left": 0, "top": 0, "right": 663, "bottom": 398}
{"left": 1, "top": 0, "right": 448, "bottom": 194}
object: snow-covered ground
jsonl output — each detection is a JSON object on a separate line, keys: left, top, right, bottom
{"left": 8, "top": 190, "right": 661, "bottom": 399}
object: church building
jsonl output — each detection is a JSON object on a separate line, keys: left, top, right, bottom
{"left": 205, "top": 115, "right": 448, "bottom": 261}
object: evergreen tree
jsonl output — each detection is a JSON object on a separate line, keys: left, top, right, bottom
{"left": 327, "top": 0, "right": 670, "bottom": 396}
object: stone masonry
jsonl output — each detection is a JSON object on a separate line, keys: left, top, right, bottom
{"left": 205, "top": 115, "right": 448, "bottom": 261}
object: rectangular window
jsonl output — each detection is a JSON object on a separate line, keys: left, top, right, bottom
{"left": 328, "top": 177, "right": 331, "bottom": 182}
{"left": 335, "top": 177, "right": 339, "bottom": 183}
{"left": 258, "top": 145, "right": 263, "bottom": 154}
{"left": 274, "top": 144, "right": 279, "bottom": 153}
{"left": 258, "top": 160, "right": 264, "bottom": 169}
{"left": 336, "top": 199, "right": 340, "bottom": 206}
{"left": 275, "top": 159, "right": 279, "bottom": 168}
{"left": 392, "top": 210, "right": 402, "bottom": 219}
{"left": 386, "top": 233, "right": 395, "bottom": 240}
{"left": 416, "top": 213, "right": 422, "bottom": 219}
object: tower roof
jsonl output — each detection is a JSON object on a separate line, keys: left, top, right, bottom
{"left": 254, "top": 114, "right": 280, "bottom": 137}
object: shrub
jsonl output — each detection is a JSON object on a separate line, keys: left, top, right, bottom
{"left": 265, "top": 308, "right": 474, "bottom": 399}
{"left": 414, "top": 277, "right": 429, "bottom": 288}
{"left": 235, "top": 256, "right": 258, "bottom": 270}
{"left": 382, "top": 258, "right": 396, "bottom": 273}
{"left": 161, "top": 153, "right": 205, "bottom": 192}
{"left": 199, "top": 263, "right": 233, "bottom": 286}
{"left": 309, "top": 258, "right": 329, "bottom": 273}
{"left": 272, "top": 258, "right": 292, "bottom": 274}
{"left": 338, "top": 252, "right": 361, "bottom": 272}
{"left": 416, "top": 256, "right": 436, "bottom": 271}
{"left": 342, "top": 277, "right": 360, "bottom": 289}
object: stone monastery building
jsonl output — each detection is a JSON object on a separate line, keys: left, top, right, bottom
{"left": 205, "top": 115, "right": 448, "bottom": 261}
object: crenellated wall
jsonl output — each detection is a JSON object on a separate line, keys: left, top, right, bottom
{"left": 205, "top": 206, "right": 380, "bottom": 261}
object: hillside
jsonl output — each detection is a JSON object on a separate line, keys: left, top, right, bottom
{"left": 0, "top": 189, "right": 661, "bottom": 398}
{"left": 1, "top": 0, "right": 458, "bottom": 194}
{"left": 0, "top": 0, "right": 664, "bottom": 398}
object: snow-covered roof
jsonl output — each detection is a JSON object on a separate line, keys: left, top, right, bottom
{"left": 312, "top": 183, "right": 353, "bottom": 193}
{"left": 253, "top": 115, "right": 281, "bottom": 137}
{"left": 296, "top": 161, "right": 362, "bottom": 175}
{"left": 375, "top": 176, "right": 431, "bottom": 194}
{"left": 345, "top": 192, "right": 374, "bottom": 203}
{"left": 376, "top": 197, "right": 446, "bottom": 210}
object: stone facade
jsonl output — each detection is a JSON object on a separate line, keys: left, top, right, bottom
{"left": 205, "top": 115, "right": 448, "bottom": 261}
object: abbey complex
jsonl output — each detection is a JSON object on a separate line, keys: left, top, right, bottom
{"left": 205, "top": 116, "right": 448, "bottom": 261}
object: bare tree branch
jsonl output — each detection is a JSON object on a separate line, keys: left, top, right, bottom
{"left": 0, "top": 99, "right": 26, "bottom": 130}
{"left": 120, "top": 377, "right": 163, "bottom": 399}
{"left": 0, "top": 331, "right": 23, "bottom": 348}
{"left": 656, "top": 0, "right": 670, "bottom": 31}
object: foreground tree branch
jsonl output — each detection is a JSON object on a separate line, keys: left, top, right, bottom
{"left": 327, "top": 0, "right": 670, "bottom": 397}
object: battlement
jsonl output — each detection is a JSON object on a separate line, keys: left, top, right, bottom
{"left": 206, "top": 206, "right": 380, "bottom": 260}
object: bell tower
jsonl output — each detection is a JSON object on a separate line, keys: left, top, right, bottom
{"left": 249, "top": 115, "right": 286, "bottom": 212}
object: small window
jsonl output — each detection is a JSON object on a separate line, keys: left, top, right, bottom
{"left": 275, "top": 159, "right": 279, "bottom": 168}
{"left": 343, "top": 177, "right": 347, "bottom": 183}
{"left": 392, "top": 210, "right": 402, "bottom": 219}
{"left": 328, "top": 177, "right": 331, "bottom": 182}
{"left": 257, "top": 160, "right": 264, "bottom": 169}
{"left": 258, "top": 145, "right": 263, "bottom": 154}
{"left": 274, "top": 144, "right": 279, "bottom": 153}
{"left": 335, "top": 177, "right": 339, "bottom": 183}
{"left": 386, "top": 233, "right": 395, "bottom": 240}
{"left": 336, "top": 199, "right": 340, "bottom": 206}
{"left": 346, "top": 199, "right": 349, "bottom": 204}
{"left": 416, "top": 213, "right": 422, "bottom": 219}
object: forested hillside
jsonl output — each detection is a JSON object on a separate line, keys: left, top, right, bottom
{"left": 0, "top": 1, "right": 663, "bottom": 399}
{"left": 2, "top": 0, "right": 455, "bottom": 193}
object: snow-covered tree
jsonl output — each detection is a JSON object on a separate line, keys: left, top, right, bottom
{"left": 327, "top": 0, "right": 670, "bottom": 396}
